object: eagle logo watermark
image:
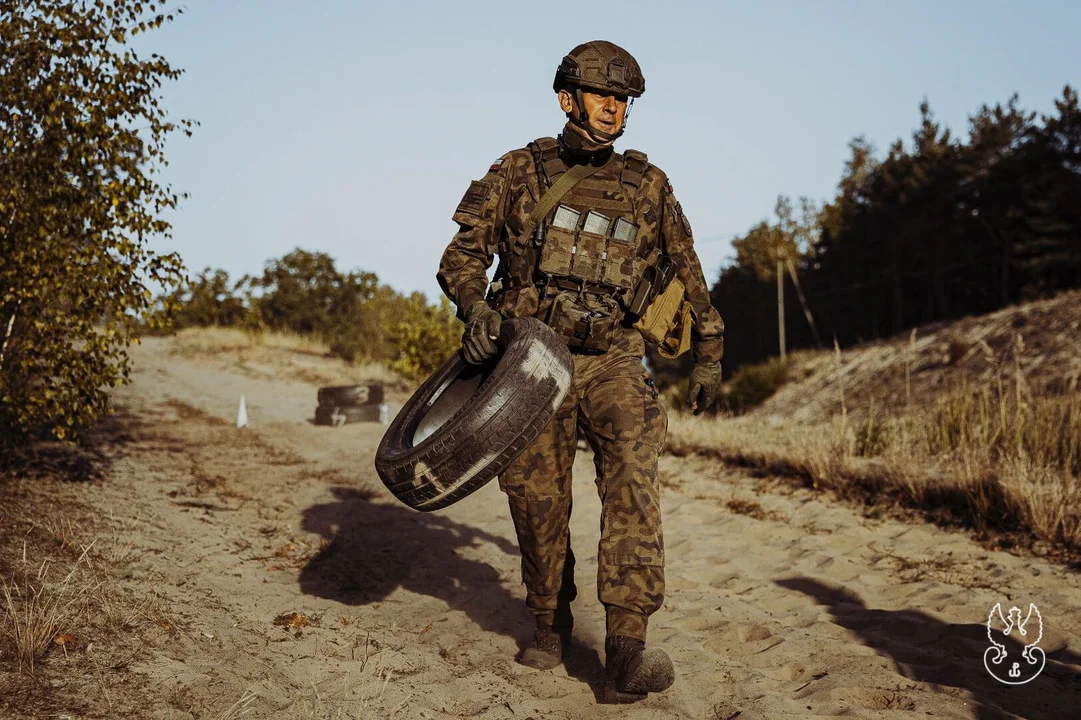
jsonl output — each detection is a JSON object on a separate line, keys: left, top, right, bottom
{"left": 984, "top": 602, "right": 1045, "bottom": 685}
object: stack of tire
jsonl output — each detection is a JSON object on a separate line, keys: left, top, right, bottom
{"left": 314, "top": 384, "right": 387, "bottom": 427}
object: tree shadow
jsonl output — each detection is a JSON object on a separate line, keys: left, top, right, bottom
{"left": 777, "top": 576, "right": 1081, "bottom": 720}
{"left": 0, "top": 404, "right": 142, "bottom": 483}
{"left": 298, "top": 486, "right": 528, "bottom": 643}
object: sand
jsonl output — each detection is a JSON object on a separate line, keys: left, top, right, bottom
{"left": 64, "top": 337, "right": 1081, "bottom": 719}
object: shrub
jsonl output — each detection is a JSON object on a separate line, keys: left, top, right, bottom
{"left": 385, "top": 295, "right": 462, "bottom": 381}
{"left": 0, "top": 2, "right": 191, "bottom": 442}
{"left": 159, "top": 268, "right": 247, "bottom": 330}
{"left": 724, "top": 357, "right": 789, "bottom": 413}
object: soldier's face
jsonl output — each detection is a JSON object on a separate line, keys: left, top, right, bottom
{"left": 559, "top": 89, "right": 628, "bottom": 140}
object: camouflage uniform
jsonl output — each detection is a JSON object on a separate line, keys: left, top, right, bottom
{"left": 438, "top": 128, "right": 723, "bottom": 642}
{"left": 498, "top": 343, "right": 667, "bottom": 640}
{"left": 437, "top": 41, "right": 723, "bottom": 646}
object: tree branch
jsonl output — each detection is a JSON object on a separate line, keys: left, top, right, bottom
{"left": 0, "top": 305, "right": 17, "bottom": 369}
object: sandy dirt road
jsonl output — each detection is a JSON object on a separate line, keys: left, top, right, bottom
{"left": 72, "top": 338, "right": 1081, "bottom": 719}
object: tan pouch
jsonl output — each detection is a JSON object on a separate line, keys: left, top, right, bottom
{"left": 633, "top": 277, "right": 693, "bottom": 359}
{"left": 602, "top": 230, "right": 637, "bottom": 289}
{"left": 537, "top": 225, "right": 576, "bottom": 277}
{"left": 546, "top": 291, "right": 619, "bottom": 354}
{"left": 570, "top": 230, "right": 606, "bottom": 283}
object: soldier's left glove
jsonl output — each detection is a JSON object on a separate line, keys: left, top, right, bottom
{"left": 461, "top": 300, "right": 502, "bottom": 365}
{"left": 687, "top": 361, "right": 721, "bottom": 415}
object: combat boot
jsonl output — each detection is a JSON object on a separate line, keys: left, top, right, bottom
{"left": 517, "top": 627, "right": 571, "bottom": 670}
{"left": 602, "top": 635, "right": 675, "bottom": 703}
{"left": 517, "top": 601, "right": 573, "bottom": 670}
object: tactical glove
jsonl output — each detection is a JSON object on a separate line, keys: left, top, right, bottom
{"left": 461, "top": 300, "right": 502, "bottom": 365}
{"left": 687, "top": 361, "right": 721, "bottom": 415}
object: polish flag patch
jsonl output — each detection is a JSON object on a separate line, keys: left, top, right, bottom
{"left": 489, "top": 158, "right": 504, "bottom": 172}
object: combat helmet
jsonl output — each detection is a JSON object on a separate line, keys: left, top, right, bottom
{"left": 553, "top": 40, "right": 644, "bottom": 142}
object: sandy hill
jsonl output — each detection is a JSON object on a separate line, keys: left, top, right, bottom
{"left": 750, "top": 289, "right": 1081, "bottom": 424}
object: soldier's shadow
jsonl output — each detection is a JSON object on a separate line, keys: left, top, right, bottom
{"left": 563, "top": 641, "right": 607, "bottom": 702}
{"left": 777, "top": 577, "right": 1081, "bottom": 720}
{"left": 298, "top": 486, "right": 528, "bottom": 641}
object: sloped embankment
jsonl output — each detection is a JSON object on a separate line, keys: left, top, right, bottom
{"left": 666, "top": 289, "right": 1081, "bottom": 563}
{"left": 751, "top": 289, "right": 1081, "bottom": 424}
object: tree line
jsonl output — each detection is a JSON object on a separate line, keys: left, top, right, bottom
{"left": 158, "top": 248, "right": 461, "bottom": 381}
{"left": 712, "top": 87, "right": 1081, "bottom": 372}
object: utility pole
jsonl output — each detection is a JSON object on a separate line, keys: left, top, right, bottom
{"left": 786, "top": 258, "right": 823, "bottom": 349}
{"left": 776, "top": 257, "right": 786, "bottom": 361}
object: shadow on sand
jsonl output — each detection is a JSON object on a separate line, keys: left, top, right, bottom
{"left": 0, "top": 404, "right": 142, "bottom": 483}
{"left": 778, "top": 576, "right": 1081, "bottom": 720}
{"left": 298, "top": 487, "right": 620, "bottom": 696}
{"left": 298, "top": 486, "right": 528, "bottom": 642}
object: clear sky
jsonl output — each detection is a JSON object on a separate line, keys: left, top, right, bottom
{"left": 140, "top": 0, "right": 1080, "bottom": 302}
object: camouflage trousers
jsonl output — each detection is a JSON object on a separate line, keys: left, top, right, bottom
{"left": 498, "top": 347, "right": 667, "bottom": 642}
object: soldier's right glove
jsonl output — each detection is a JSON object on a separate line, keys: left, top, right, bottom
{"left": 687, "top": 361, "right": 721, "bottom": 415}
{"left": 461, "top": 300, "right": 502, "bottom": 364}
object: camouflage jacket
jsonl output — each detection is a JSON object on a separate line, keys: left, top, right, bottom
{"left": 437, "top": 135, "right": 724, "bottom": 363}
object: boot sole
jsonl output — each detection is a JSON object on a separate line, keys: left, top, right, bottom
{"left": 611, "top": 648, "right": 675, "bottom": 699}
{"left": 516, "top": 634, "right": 571, "bottom": 670}
{"left": 602, "top": 681, "right": 648, "bottom": 704}
{"left": 517, "top": 649, "right": 563, "bottom": 670}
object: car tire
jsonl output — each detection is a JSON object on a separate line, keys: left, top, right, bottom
{"left": 317, "top": 384, "right": 385, "bottom": 407}
{"left": 375, "top": 317, "right": 573, "bottom": 512}
{"left": 315, "top": 404, "right": 382, "bottom": 426}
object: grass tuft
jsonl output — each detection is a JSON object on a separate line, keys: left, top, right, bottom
{"left": 1, "top": 551, "right": 86, "bottom": 675}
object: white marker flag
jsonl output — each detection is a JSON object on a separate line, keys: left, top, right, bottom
{"left": 237, "top": 395, "right": 248, "bottom": 428}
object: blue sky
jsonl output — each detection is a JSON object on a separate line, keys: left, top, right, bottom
{"left": 141, "top": 0, "right": 1080, "bottom": 302}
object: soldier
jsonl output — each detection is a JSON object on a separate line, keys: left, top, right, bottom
{"left": 437, "top": 40, "right": 724, "bottom": 703}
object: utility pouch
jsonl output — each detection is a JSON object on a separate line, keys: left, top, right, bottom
{"left": 494, "top": 214, "right": 536, "bottom": 290}
{"left": 571, "top": 228, "right": 607, "bottom": 281}
{"left": 628, "top": 255, "right": 675, "bottom": 318}
{"left": 545, "top": 291, "right": 619, "bottom": 354}
{"left": 602, "top": 218, "right": 639, "bottom": 290}
{"left": 633, "top": 272, "right": 693, "bottom": 359}
{"left": 537, "top": 222, "right": 576, "bottom": 278}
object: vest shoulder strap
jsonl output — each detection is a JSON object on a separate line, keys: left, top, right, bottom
{"left": 527, "top": 137, "right": 564, "bottom": 190}
{"left": 620, "top": 149, "right": 649, "bottom": 190}
{"left": 528, "top": 159, "right": 609, "bottom": 225}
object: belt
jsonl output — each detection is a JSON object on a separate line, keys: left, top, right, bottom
{"left": 537, "top": 274, "right": 623, "bottom": 299}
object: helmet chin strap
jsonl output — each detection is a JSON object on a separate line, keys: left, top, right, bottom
{"left": 571, "top": 87, "right": 627, "bottom": 144}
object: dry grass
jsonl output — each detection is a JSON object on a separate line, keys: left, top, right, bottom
{"left": 169, "top": 325, "right": 330, "bottom": 357}
{"left": 165, "top": 326, "right": 409, "bottom": 391}
{"left": 751, "top": 289, "right": 1081, "bottom": 425}
{"left": 666, "top": 413, "right": 840, "bottom": 488}
{"left": 0, "top": 482, "right": 168, "bottom": 716}
{"left": 0, "top": 521, "right": 94, "bottom": 678}
{"left": 666, "top": 327, "right": 1081, "bottom": 561}
{"left": 1, "top": 565, "right": 80, "bottom": 675}
{"left": 725, "top": 496, "right": 786, "bottom": 522}
{"left": 217, "top": 686, "right": 258, "bottom": 719}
